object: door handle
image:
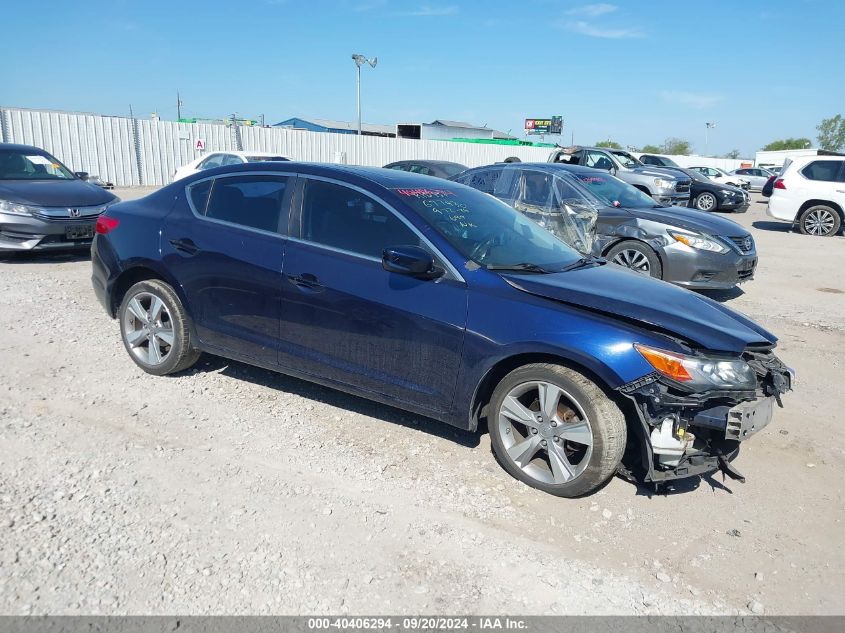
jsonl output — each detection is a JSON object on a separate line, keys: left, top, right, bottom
{"left": 286, "top": 272, "right": 323, "bottom": 291}
{"left": 169, "top": 238, "right": 200, "bottom": 256}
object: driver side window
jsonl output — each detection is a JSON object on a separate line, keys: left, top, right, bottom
{"left": 586, "top": 151, "right": 614, "bottom": 171}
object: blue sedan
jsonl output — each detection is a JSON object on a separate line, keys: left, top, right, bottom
{"left": 91, "top": 163, "right": 792, "bottom": 497}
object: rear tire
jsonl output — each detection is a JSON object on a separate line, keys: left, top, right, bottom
{"left": 606, "top": 240, "right": 663, "bottom": 279}
{"left": 488, "top": 363, "right": 626, "bottom": 498}
{"left": 118, "top": 280, "right": 201, "bottom": 376}
{"left": 797, "top": 205, "right": 841, "bottom": 236}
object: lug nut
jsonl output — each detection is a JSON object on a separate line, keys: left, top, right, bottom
{"left": 551, "top": 420, "right": 558, "bottom": 427}
{"left": 541, "top": 440, "right": 547, "bottom": 447}
{"left": 553, "top": 437, "right": 561, "bottom": 443}
{"left": 531, "top": 428, "right": 538, "bottom": 434}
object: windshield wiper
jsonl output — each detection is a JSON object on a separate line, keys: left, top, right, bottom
{"left": 557, "top": 256, "right": 604, "bottom": 272}
{"left": 484, "top": 262, "right": 553, "bottom": 274}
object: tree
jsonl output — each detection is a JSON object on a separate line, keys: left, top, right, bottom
{"left": 662, "top": 138, "right": 692, "bottom": 155}
{"left": 725, "top": 149, "right": 741, "bottom": 159}
{"left": 596, "top": 140, "right": 622, "bottom": 149}
{"left": 817, "top": 114, "right": 845, "bottom": 151}
{"left": 641, "top": 144, "right": 662, "bottom": 154}
{"left": 762, "top": 138, "right": 812, "bottom": 151}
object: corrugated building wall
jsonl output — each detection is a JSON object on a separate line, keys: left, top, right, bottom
{"left": 0, "top": 107, "right": 553, "bottom": 187}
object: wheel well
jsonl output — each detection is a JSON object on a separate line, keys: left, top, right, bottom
{"left": 470, "top": 353, "right": 620, "bottom": 431}
{"left": 600, "top": 238, "right": 664, "bottom": 269}
{"left": 797, "top": 199, "right": 844, "bottom": 222}
{"left": 110, "top": 267, "right": 166, "bottom": 316}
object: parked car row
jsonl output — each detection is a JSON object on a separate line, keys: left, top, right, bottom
{"left": 90, "top": 160, "right": 793, "bottom": 497}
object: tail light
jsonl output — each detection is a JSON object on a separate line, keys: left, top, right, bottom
{"left": 95, "top": 216, "right": 120, "bottom": 234}
{"left": 774, "top": 179, "right": 786, "bottom": 190}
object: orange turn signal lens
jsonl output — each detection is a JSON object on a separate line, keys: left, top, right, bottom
{"left": 634, "top": 344, "right": 693, "bottom": 382}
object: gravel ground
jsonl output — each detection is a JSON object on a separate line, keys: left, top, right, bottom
{"left": 0, "top": 191, "right": 843, "bottom": 615}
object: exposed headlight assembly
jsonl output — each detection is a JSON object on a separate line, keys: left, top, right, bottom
{"left": 667, "top": 230, "right": 729, "bottom": 253}
{"left": 634, "top": 344, "right": 757, "bottom": 391}
{"left": 653, "top": 178, "right": 675, "bottom": 190}
{"left": 0, "top": 200, "right": 41, "bottom": 217}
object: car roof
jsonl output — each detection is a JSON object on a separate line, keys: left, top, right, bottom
{"left": 180, "top": 161, "right": 470, "bottom": 189}
{"left": 0, "top": 143, "right": 52, "bottom": 153}
{"left": 462, "top": 162, "right": 600, "bottom": 176}
{"left": 385, "top": 160, "right": 466, "bottom": 167}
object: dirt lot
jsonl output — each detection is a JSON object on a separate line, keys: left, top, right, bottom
{"left": 0, "top": 191, "right": 843, "bottom": 616}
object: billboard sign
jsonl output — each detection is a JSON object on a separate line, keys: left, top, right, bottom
{"left": 525, "top": 116, "right": 563, "bottom": 135}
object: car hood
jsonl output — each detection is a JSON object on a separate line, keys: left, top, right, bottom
{"left": 629, "top": 166, "right": 681, "bottom": 180}
{"left": 619, "top": 205, "right": 749, "bottom": 236}
{"left": 0, "top": 180, "right": 118, "bottom": 207}
{"left": 501, "top": 264, "right": 776, "bottom": 353}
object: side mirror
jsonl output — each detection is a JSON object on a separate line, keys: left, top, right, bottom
{"left": 382, "top": 245, "right": 442, "bottom": 279}
{"left": 74, "top": 171, "right": 89, "bottom": 180}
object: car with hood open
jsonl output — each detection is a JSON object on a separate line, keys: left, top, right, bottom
{"left": 452, "top": 163, "right": 757, "bottom": 290}
{"left": 91, "top": 162, "right": 792, "bottom": 497}
{"left": 0, "top": 143, "right": 119, "bottom": 253}
{"left": 548, "top": 146, "right": 692, "bottom": 207}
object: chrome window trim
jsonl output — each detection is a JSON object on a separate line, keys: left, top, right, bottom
{"left": 296, "top": 174, "right": 466, "bottom": 283}
{"left": 184, "top": 171, "right": 295, "bottom": 239}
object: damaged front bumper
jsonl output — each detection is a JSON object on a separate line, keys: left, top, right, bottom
{"left": 617, "top": 347, "right": 793, "bottom": 484}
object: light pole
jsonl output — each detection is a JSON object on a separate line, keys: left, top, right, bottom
{"left": 351, "top": 53, "right": 378, "bottom": 136}
{"left": 705, "top": 122, "right": 716, "bottom": 155}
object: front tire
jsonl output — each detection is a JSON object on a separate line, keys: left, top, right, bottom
{"left": 488, "top": 363, "right": 626, "bottom": 497}
{"left": 694, "top": 192, "right": 718, "bottom": 211}
{"left": 118, "top": 279, "right": 201, "bottom": 376}
{"left": 605, "top": 240, "right": 663, "bottom": 279}
{"left": 797, "top": 205, "right": 841, "bottom": 236}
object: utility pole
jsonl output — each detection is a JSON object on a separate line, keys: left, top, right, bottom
{"left": 177, "top": 91, "right": 183, "bottom": 120}
{"left": 705, "top": 122, "right": 716, "bottom": 156}
{"left": 351, "top": 54, "right": 378, "bottom": 136}
{"left": 260, "top": 114, "right": 265, "bottom": 127}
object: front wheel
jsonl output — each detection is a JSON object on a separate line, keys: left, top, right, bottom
{"left": 605, "top": 240, "right": 663, "bottom": 279}
{"left": 797, "top": 205, "right": 841, "bottom": 236}
{"left": 118, "top": 279, "right": 201, "bottom": 376}
{"left": 694, "top": 192, "right": 718, "bottom": 211}
{"left": 488, "top": 364, "right": 627, "bottom": 497}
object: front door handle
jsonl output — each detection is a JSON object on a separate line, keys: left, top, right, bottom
{"left": 170, "top": 238, "right": 200, "bottom": 256}
{"left": 286, "top": 272, "right": 323, "bottom": 291}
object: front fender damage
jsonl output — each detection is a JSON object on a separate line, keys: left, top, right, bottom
{"left": 616, "top": 348, "right": 793, "bottom": 486}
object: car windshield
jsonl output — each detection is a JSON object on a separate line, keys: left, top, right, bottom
{"left": 656, "top": 156, "right": 680, "bottom": 167}
{"left": 439, "top": 163, "right": 466, "bottom": 178}
{"left": 0, "top": 150, "right": 75, "bottom": 180}
{"left": 246, "top": 156, "right": 289, "bottom": 162}
{"left": 395, "top": 185, "right": 586, "bottom": 272}
{"left": 573, "top": 172, "right": 660, "bottom": 208}
{"left": 610, "top": 151, "right": 640, "bottom": 168}
{"left": 683, "top": 168, "right": 708, "bottom": 183}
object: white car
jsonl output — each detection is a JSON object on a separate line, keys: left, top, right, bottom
{"left": 689, "top": 166, "right": 750, "bottom": 190}
{"left": 730, "top": 167, "right": 776, "bottom": 191}
{"left": 172, "top": 151, "right": 289, "bottom": 182}
{"left": 766, "top": 155, "right": 844, "bottom": 236}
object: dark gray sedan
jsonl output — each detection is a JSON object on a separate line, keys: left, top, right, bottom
{"left": 0, "top": 143, "right": 119, "bottom": 252}
{"left": 452, "top": 163, "right": 757, "bottom": 290}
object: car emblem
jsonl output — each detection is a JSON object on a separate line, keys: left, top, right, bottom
{"left": 744, "top": 237, "right": 752, "bottom": 251}
{"left": 69, "top": 208, "right": 81, "bottom": 218}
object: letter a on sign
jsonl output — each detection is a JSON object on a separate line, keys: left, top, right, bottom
{"left": 194, "top": 138, "right": 206, "bottom": 151}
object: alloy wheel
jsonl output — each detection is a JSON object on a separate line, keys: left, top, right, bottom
{"left": 696, "top": 193, "right": 716, "bottom": 211}
{"left": 611, "top": 249, "right": 651, "bottom": 273}
{"left": 122, "top": 291, "right": 175, "bottom": 366}
{"left": 803, "top": 208, "right": 837, "bottom": 236}
{"left": 497, "top": 381, "right": 594, "bottom": 485}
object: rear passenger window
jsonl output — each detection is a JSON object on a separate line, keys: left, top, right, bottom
{"left": 300, "top": 179, "right": 420, "bottom": 259}
{"left": 801, "top": 160, "right": 844, "bottom": 182}
{"left": 204, "top": 175, "right": 289, "bottom": 233}
{"left": 188, "top": 179, "right": 212, "bottom": 214}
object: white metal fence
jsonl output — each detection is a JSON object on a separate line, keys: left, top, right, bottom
{"left": 0, "top": 107, "right": 554, "bottom": 187}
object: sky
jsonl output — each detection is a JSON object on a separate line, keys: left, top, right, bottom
{"left": 2, "top": 0, "right": 843, "bottom": 157}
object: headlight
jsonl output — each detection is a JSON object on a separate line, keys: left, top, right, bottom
{"left": 0, "top": 200, "right": 41, "bottom": 216}
{"left": 653, "top": 178, "right": 675, "bottom": 190}
{"left": 667, "top": 230, "right": 729, "bottom": 253}
{"left": 634, "top": 344, "right": 757, "bottom": 390}
{"left": 720, "top": 189, "right": 737, "bottom": 197}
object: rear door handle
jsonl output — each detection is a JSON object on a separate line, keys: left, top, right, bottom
{"left": 169, "top": 238, "right": 200, "bottom": 256}
{"left": 286, "top": 272, "right": 324, "bottom": 291}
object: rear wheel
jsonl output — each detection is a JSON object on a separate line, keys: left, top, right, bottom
{"left": 488, "top": 363, "right": 626, "bottom": 497}
{"left": 118, "top": 280, "right": 200, "bottom": 376}
{"left": 605, "top": 240, "right": 663, "bottom": 279}
{"left": 694, "top": 192, "right": 718, "bottom": 211}
{"left": 797, "top": 205, "right": 841, "bottom": 236}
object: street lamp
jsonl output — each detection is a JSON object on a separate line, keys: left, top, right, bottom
{"left": 705, "top": 122, "right": 716, "bottom": 155}
{"left": 351, "top": 53, "right": 378, "bottom": 136}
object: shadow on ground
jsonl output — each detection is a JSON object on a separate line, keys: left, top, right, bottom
{"left": 697, "top": 286, "right": 745, "bottom": 303}
{"left": 184, "top": 353, "right": 481, "bottom": 449}
{"left": 0, "top": 250, "right": 91, "bottom": 264}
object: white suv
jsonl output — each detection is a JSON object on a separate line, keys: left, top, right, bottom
{"left": 767, "top": 156, "right": 845, "bottom": 236}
